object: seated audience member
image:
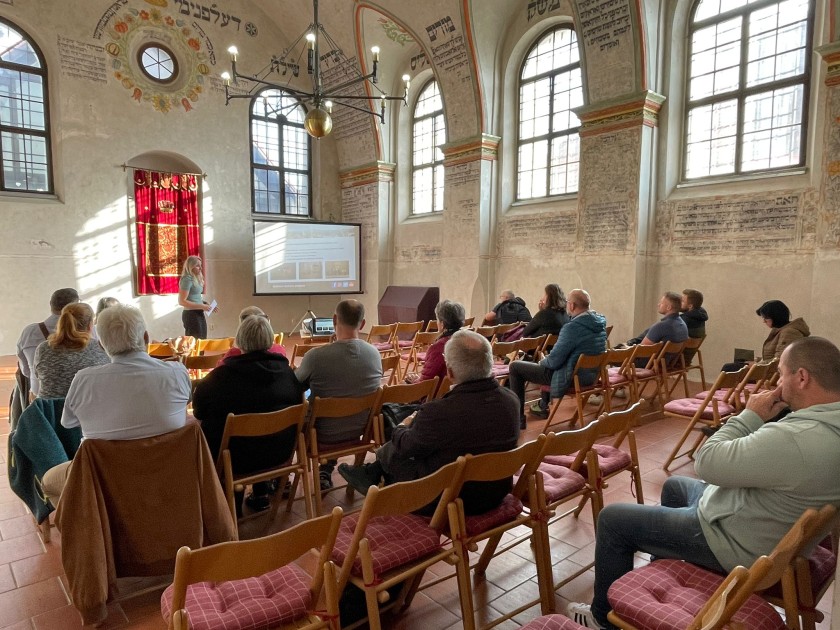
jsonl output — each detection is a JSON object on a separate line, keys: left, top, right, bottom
{"left": 193, "top": 315, "right": 302, "bottom": 511}
{"left": 405, "top": 299, "right": 465, "bottom": 384}
{"left": 757, "top": 299, "right": 810, "bottom": 360}
{"left": 94, "top": 297, "right": 120, "bottom": 322}
{"left": 483, "top": 290, "right": 532, "bottom": 325}
{"left": 32, "top": 303, "right": 109, "bottom": 398}
{"left": 680, "top": 289, "right": 708, "bottom": 339}
{"left": 509, "top": 289, "right": 607, "bottom": 428}
{"left": 339, "top": 329, "right": 520, "bottom": 514}
{"left": 520, "top": 283, "right": 570, "bottom": 338}
{"left": 626, "top": 291, "right": 689, "bottom": 347}
{"left": 41, "top": 305, "right": 191, "bottom": 505}
{"left": 295, "top": 299, "right": 383, "bottom": 491}
{"left": 218, "top": 306, "right": 287, "bottom": 365}
{"left": 567, "top": 336, "right": 840, "bottom": 629}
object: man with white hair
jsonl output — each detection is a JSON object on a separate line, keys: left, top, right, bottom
{"left": 42, "top": 304, "right": 191, "bottom": 504}
{"left": 339, "top": 329, "right": 520, "bottom": 514}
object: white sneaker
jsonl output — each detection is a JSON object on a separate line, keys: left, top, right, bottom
{"left": 567, "top": 602, "right": 606, "bottom": 629}
{"left": 613, "top": 388, "right": 628, "bottom": 399}
{"left": 587, "top": 394, "right": 604, "bottom": 406}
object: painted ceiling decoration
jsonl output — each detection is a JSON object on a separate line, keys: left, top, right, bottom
{"left": 377, "top": 17, "right": 413, "bottom": 46}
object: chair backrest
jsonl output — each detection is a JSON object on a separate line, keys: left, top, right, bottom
{"left": 394, "top": 321, "right": 423, "bottom": 341}
{"left": 290, "top": 342, "right": 327, "bottom": 366}
{"left": 309, "top": 388, "right": 382, "bottom": 423}
{"left": 539, "top": 334, "right": 558, "bottom": 359}
{"left": 605, "top": 346, "right": 635, "bottom": 371}
{"left": 700, "top": 365, "right": 749, "bottom": 407}
{"left": 632, "top": 341, "right": 664, "bottom": 370}
{"left": 435, "top": 375, "right": 452, "bottom": 399}
{"left": 273, "top": 332, "right": 284, "bottom": 346}
{"left": 379, "top": 378, "right": 439, "bottom": 406}
{"left": 740, "top": 358, "right": 778, "bottom": 394}
{"left": 461, "top": 438, "right": 544, "bottom": 495}
{"left": 474, "top": 325, "right": 497, "bottom": 340}
{"left": 412, "top": 331, "right": 441, "bottom": 348}
{"left": 167, "top": 507, "right": 343, "bottom": 624}
{"left": 366, "top": 323, "right": 396, "bottom": 344}
{"left": 606, "top": 324, "right": 614, "bottom": 340}
{"left": 425, "top": 320, "right": 439, "bottom": 332}
{"left": 517, "top": 335, "right": 546, "bottom": 355}
{"left": 197, "top": 337, "right": 234, "bottom": 354}
{"left": 591, "top": 401, "right": 642, "bottom": 448}
{"left": 659, "top": 340, "right": 686, "bottom": 371}
{"left": 217, "top": 403, "right": 308, "bottom": 473}
{"left": 493, "top": 323, "right": 519, "bottom": 338}
{"left": 303, "top": 334, "right": 333, "bottom": 345}
{"left": 683, "top": 337, "right": 704, "bottom": 353}
{"left": 380, "top": 354, "right": 400, "bottom": 386}
{"left": 463, "top": 316, "right": 476, "bottom": 328}
{"left": 148, "top": 342, "right": 175, "bottom": 358}
{"left": 534, "top": 422, "right": 600, "bottom": 475}
{"left": 183, "top": 353, "right": 221, "bottom": 371}
{"left": 491, "top": 340, "right": 518, "bottom": 362}
{"left": 334, "top": 459, "right": 465, "bottom": 592}
{"left": 572, "top": 352, "right": 608, "bottom": 388}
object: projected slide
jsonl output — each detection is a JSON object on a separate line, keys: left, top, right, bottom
{"left": 254, "top": 220, "right": 362, "bottom": 295}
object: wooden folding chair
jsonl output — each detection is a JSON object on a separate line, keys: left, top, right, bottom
{"left": 447, "top": 439, "right": 552, "bottom": 628}
{"left": 400, "top": 330, "right": 439, "bottom": 376}
{"left": 543, "top": 352, "right": 609, "bottom": 433}
{"left": 489, "top": 340, "right": 518, "bottom": 385}
{"left": 463, "top": 316, "right": 476, "bottom": 327}
{"left": 274, "top": 332, "right": 285, "bottom": 346}
{"left": 605, "top": 324, "right": 614, "bottom": 349}
{"left": 661, "top": 365, "right": 748, "bottom": 471}
{"left": 374, "top": 378, "right": 438, "bottom": 444}
{"left": 380, "top": 354, "right": 400, "bottom": 386}
{"left": 290, "top": 342, "right": 328, "bottom": 367}
{"left": 366, "top": 323, "right": 397, "bottom": 356}
{"left": 303, "top": 335, "right": 333, "bottom": 344}
{"left": 516, "top": 334, "right": 547, "bottom": 362}
{"left": 183, "top": 352, "right": 221, "bottom": 382}
{"left": 308, "top": 389, "right": 383, "bottom": 515}
{"left": 659, "top": 340, "right": 688, "bottom": 403}
{"left": 434, "top": 375, "right": 452, "bottom": 399}
{"left": 628, "top": 341, "right": 664, "bottom": 405}
{"left": 694, "top": 359, "right": 777, "bottom": 408}
{"left": 392, "top": 321, "right": 423, "bottom": 356}
{"left": 608, "top": 505, "right": 838, "bottom": 630}
{"left": 148, "top": 342, "right": 175, "bottom": 359}
{"left": 163, "top": 507, "right": 343, "bottom": 630}
{"left": 537, "top": 333, "right": 558, "bottom": 361}
{"left": 171, "top": 335, "right": 196, "bottom": 357}
{"left": 217, "top": 403, "right": 312, "bottom": 536}
{"left": 492, "top": 322, "right": 519, "bottom": 341}
{"left": 196, "top": 337, "right": 234, "bottom": 354}
{"left": 604, "top": 346, "right": 637, "bottom": 411}
{"left": 331, "top": 459, "right": 466, "bottom": 630}
{"left": 683, "top": 336, "right": 707, "bottom": 389}
{"left": 425, "top": 320, "right": 440, "bottom": 332}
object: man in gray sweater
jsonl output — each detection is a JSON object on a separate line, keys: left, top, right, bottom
{"left": 569, "top": 336, "right": 840, "bottom": 629}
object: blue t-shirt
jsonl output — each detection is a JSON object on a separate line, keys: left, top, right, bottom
{"left": 646, "top": 314, "right": 689, "bottom": 343}
{"left": 179, "top": 275, "right": 203, "bottom": 305}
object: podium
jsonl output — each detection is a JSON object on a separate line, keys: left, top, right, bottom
{"left": 377, "top": 286, "right": 439, "bottom": 325}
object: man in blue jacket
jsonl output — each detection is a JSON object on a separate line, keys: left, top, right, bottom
{"left": 508, "top": 289, "right": 607, "bottom": 429}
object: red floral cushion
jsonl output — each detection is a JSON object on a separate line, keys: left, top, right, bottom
{"left": 535, "top": 463, "right": 586, "bottom": 502}
{"left": 160, "top": 565, "right": 313, "bottom": 630}
{"left": 330, "top": 513, "right": 441, "bottom": 577}
{"left": 463, "top": 494, "right": 523, "bottom": 536}
{"left": 608, "top": 559, "right": 786, "bottom": 630}
{"left": 664, "top": 397, "right": 735, "bottom": 419}
{"left": 519, "top": 614, "right": 586, "bottom": 629}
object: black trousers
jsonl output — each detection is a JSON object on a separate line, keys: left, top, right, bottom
{"left": 182, "top": 308, "right": 207, "bottom": 339}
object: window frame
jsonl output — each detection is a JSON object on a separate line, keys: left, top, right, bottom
{"left": 136, "top": 43, "right": 179, "bottom": 85}
{"left": 410, "top": 78, "right": 446, "bottom": 215}
{"left": 515, "top": 24, "right": 582, "bottom": 202}
{"left": 249, "top": 88, "right": 312, "bottom": 217}
{"left": 681, "top": 0, "right": 815, "bottom": 182}
{"left": 0, "top": 17, "right": 53, "bottom": 195}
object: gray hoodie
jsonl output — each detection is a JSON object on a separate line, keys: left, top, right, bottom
{"left": 695, "top": 402, "right": 840, "bottom": 571}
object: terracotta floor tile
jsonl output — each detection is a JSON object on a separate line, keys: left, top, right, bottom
{"left": 0, "top": 577, "right": 68, "bottom": 627}
{"left": 0, "top": 561, "right": 16, "bottom": 594}
{"left": 0, "top": 533, "right": 44, "bottom": 565}
{"left": 0, "top": 499, "right": 29, "bottom": 521}
{"left": 11, "top": 548, "right": 64, "bottom": 588}
{"left": 30, "top": 601, "right": 129, "bottom": 630}
{"left": 0, "top": 515, "right": 38, "bottom": 541}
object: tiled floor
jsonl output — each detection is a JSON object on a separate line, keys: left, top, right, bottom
{"left": 0, "top": 355, "right": 833, "bottom": 628}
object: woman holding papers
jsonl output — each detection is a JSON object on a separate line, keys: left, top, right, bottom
{"left": 178, "top": 256, "right": 216, "bottom": 339}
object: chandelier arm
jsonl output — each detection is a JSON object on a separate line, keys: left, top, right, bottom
{"left": 328, "top": 94, "right": 405, "bottom": 102}
{"left": 331, "top": 99, "right": 385, "bottom": 121}
{"left": 324, "top": 72, "right": 376, "bottom": 96}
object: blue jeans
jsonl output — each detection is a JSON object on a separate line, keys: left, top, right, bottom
{"left": 591, "top": 476, "right": 725, "bottom": 627}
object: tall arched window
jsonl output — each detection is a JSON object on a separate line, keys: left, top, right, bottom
{"left": 411, "top": 79, "right": 445, "bottom": 214}
{"left": 250, "top": 89, "right": 311, "bottom": 215}
{"left": 0, "top": 19, "right": 52, "bottom": 193}
{"left": 517, "top": 26, "right": 582, "bottom": 200}
{"left": 684, "top": 0, "right": 813, "bottom": 179}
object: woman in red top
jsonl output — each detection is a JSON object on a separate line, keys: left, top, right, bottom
{"left": 405, "top": 300, "right": 465, "bottom": 383}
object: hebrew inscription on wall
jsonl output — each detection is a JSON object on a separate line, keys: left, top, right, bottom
{"left": 58, "top": 37, "right": 107, "bottom": 83}
{"left": 395, "top": 245, "right": 442, "bottom": 263}
{"left": 821, "top": 89, "right": 840, "bottom": 249}
{"left": 425, "top": 13, "right": 473, "bottom": 134}
{"left": 580, "top": 201, "right": 630, "bottom": 251}
{"left": 577, "top": 0, "right": 636, "bottom": 101}
{"left": 498, "top": 213, "right": 578, "bottom": 258}
{"left": 322, "top": 53, "right": 377, "bottom": 166}
{"left": 341, "top": 184, "right": 377, "bottom": 257}
{"left": 657, "top": 193, "right": 808, "bottom": 254}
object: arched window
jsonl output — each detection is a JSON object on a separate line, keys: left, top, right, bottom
{"left": 684, "top": 0, "right": 813, "bottom": 179}
{"left": 411, "top": 79, "right": 445, "bottom": 214}
{"left": 250, "top": 89, "right": 311, "bottom": 215}
{"left": 0, "top": 19, "right": 51, "bottom": 193}
{"left": 517, "top": 26, "right": 582, "bottom": 200}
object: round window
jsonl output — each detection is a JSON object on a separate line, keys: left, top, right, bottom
{"left": 137, "top": 44, "right": 178, "bottom": 83}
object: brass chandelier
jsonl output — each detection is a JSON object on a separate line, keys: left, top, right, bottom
{"left": 221, "top": 0, "right": 410, "bottom": 138}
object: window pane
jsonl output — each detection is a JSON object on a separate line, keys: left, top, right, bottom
{"left": 742, "top": 85, "right": 802, "bottom": 170}
{"left": 0, "top": 22, "right": 40, "bottom": 67}
{"left": 284, "top": 172, "right": 309, "bottom": 215}
{"left": 1, "top": 130, "right": 48, "bottom": 191}
{"left": 517, "top": 26, "right": 581, "bottom": 200}
{"left": 414, "top": 81, "right": 442, "bottom": 118}
{"left": 283, "top": 125, "right": 308, "bottom": 170}
{"left": 411, "top": 80, "right": 445, "bottom": 214}
{"left": 413, "top": 166, "right": 434, "bottom": 214}
{"left": 0, "top": 68, "right": 45, "bottom": 130}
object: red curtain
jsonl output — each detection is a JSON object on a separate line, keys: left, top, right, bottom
{"left": 134, "top": 169, "right": 201, "bottom": 295}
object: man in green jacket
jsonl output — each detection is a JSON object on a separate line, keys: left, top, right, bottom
{"left": 568, "top": 336, "right": 840, "bottom": 629}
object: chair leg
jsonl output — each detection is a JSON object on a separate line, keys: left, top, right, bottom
{"left": 474, "top": 532, "right": 504, "bottom": 575}
{"left": 449, "top": 503, "right": 476, "bottom": 630}
{"left": 360, "top": 541, "right": 384, "bottom": 630}
{"left": 663, "top": 417, "right": 700, "bottom": 471}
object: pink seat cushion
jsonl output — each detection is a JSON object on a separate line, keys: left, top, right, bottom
{"left": 664, "top": 397, "right": 735, "bottom": 419}
{"left": 415, "top": 351, "right": 428, "bottom": 362}
{"left": 535, "top": 463, "right": 586, "bottom": 502}
{"left": 607, "top": 367, "right": 630, "bottom": 385}
{"left": 634, "top": 368, "right": 656, "bottom": 378}
{"left": 491, "top": 365, "right": 510, "bottom": 378}
{"left": 372, "top": 342, "right": 392, "bottom": 351}
{"left": 397, "top": 340, "right": 414, "bottom": 348}
{"left": 519, "top": 614, "right": 586, "bottom": 629}
{"left": 160, "top": 564, "right": 313, "bottom": 630}
{"left": 544, "top": 445, "right": 631, "bottom": 478}
{"left": 694, "top": 389, "right": 743, "bottom": 404}
{"left": 764, "top": 542, "right": 836, "bottom": 599}
{"left": 331, "top": 513, "right": 441, "bottom": 577}
{"left": 463, "top": 494, "right": 524, "bottom": 536}
{"left": 608, "top": 559, "right": 786, "bottom": 630}
{"left": 540, "top": 384, "right": 551, "bottom": 393}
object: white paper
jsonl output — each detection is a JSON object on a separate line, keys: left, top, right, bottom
{"left": 204, "top": 300, "right": 218, "bottom": 318}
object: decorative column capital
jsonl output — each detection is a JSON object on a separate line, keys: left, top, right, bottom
{"left": 817, "top": 42, "right": 840, "bottom": 87}
{"left": 440, "top": 133, "right": 501, "bottom": 166}
{"left": 574, "top": 91, "right": 666, "bottom": 137}
{"left": 338, "top": 161, "right": 396, "bottom": 188}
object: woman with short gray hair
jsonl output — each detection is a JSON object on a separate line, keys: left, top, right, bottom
{"left": 405, "top": 299, "right": 466, "bottom": 384}
{"left": 218, "top": 307, "right": 287, "bottom": 365}
{"left": 193, "top": 314, "right": 302, "bottom": 513}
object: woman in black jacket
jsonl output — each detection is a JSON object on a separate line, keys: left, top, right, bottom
{"left": 193, "top": 315, "right": 303, "bottom": 511}
{"left": 521, "top": 283, "right": 570, "bottom": 338}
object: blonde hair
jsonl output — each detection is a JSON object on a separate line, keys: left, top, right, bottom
{"left": 49, "top": 303, "right": 94, "bottom": 350}
{"left": 182, "top": 255, "right": 204, "bottom": 285}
